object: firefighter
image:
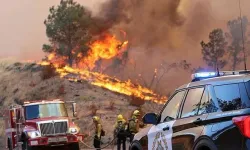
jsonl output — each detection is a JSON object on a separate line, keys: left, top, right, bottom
{"left": 93, "top": 116, "right": 102, "bottom": 150}
{"left": 128, "top": 110, "right": 141, "bottom": 142}
{"left": 114, "top": 114, "right": 127, "bottom": 150}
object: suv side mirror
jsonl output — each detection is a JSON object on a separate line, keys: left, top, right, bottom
{"left": 143, "top": 113, "right": 158, "bottom": 125}
{"left": 72, "top": 102, "right": 77, "bottom": 117}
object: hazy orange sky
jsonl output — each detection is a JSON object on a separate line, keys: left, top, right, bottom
{"left": 0, "top": 0, "right": 106, "bottom": 60}
{"left": 0, "top": 0, "right": 249, "bottom": 62}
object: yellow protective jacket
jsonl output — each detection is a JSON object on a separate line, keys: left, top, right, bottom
{"left": 114, "top": 119, "right": 127, "bottom": 131}
{"left": 95, "top": 122, "right": 102, "bottom": 138}
{"left": 129, "top": 115, "right": 140, "bottom": 134}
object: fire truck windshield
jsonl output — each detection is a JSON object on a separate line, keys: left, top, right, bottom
{"left": 25, "top": 103, "right": 68, "bottom": 120}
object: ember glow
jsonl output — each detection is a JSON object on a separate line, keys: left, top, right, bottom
{"left": 38, "top": 33, "right": 166, "bottom": 104}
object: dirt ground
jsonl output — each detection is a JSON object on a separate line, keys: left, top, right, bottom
{"left": 0, "top": 61, "right": 163, "bottom": 149}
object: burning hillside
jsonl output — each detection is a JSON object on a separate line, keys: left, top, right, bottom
{"left": 39, "top": 33, "right": 166, "bottom": 104}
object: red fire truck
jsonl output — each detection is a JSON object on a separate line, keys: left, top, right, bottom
{"left": 4, "top": 99, "right": 83, "bottom": 150}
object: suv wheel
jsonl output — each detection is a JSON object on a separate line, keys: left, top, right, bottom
{"left": 194, "top": 139, "right": 217, "bottom": 150}
{"left": 68, "top": 142, "right": 80, "bottom": 150}
{"left": 130, "top": 142, "right": 142, "bottom": 150}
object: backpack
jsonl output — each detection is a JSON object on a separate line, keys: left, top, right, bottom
{"left": 127, "top": 118, "right": 135, "bottom": 134}
{"left": 101, "top": 129, "right": 105, "bottom": 136}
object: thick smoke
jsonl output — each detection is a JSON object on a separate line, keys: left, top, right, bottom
{"left": 93, "top": 0, "right": 250, "bottom": 94}
{"left": 92, "top": 0, "right": 214, "bottom": 93}
{"left": 93, "top": 0, "right": 217, "bottom": 55}
{"left": 96, "top": 0, "right": 185, "bottom": 49}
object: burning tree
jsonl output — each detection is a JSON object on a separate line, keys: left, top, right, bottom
{"left": 201, "top": 29, "right": 227, "bottom": 71}
{"left": 43, "top": 0, "right": 91, "bottom": 66}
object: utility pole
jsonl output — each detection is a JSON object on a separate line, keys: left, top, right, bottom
{"left": 238, "top": 0, "right": 247, "bottom": 70}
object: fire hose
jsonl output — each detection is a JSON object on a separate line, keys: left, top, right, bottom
{"left": 72, "top": 129, "right": 129, "bottom": 149}
{"left": 75, "top": 135, "right": 117, "bottom": 149}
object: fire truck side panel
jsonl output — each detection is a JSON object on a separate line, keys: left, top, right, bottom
{"left": 4, "top": 109, "right": 16, "bottom": 149}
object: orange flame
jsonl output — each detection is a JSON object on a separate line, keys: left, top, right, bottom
{"left": 77, "top": 34, "right": 128, "bottom": 69}
{"left": 38, "top": 33, "right": 166, "bottom": 104}
{"left": 56, "top": 65, "right": 166, "bottom": 104}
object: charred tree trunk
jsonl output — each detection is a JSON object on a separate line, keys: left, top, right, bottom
{"left": 68, "top": 46, "right": 73, "bottom": 67}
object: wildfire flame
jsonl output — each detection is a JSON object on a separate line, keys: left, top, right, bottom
{"left": 38, "top": 33, "right": 166, "bottom": 104}
{"left": 78, "top": 34, "right": 128, "bottom": 69}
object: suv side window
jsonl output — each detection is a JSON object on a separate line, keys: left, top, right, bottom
{"left": 198, "top": 87, "right": 214, "bottom": 115}
{"left": 160, "top": 90, "right": 185, "bottom": 122}
{"left": 214, "top": 84, "right": 242, "bottom": 111}
{"left": 181, "top": 87, "right": 204, "bottom": 118}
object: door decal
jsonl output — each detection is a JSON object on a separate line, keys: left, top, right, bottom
{"left": 148, "top": 120, "right": 175, "bottom": 150}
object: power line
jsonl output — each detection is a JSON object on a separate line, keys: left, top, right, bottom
{"left": 238, "top": 0, "right": 247, "bottom": 70}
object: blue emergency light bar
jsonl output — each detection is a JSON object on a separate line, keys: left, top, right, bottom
{"left": 192, "top": 72, "right": 217, "bottom": 78}
{"left": 191, "top": 70, "right": 250, "bottom": 82}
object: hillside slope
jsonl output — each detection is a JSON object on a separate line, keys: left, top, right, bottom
{"left": 0, "top": 60, "right": 163, "bottom": 149}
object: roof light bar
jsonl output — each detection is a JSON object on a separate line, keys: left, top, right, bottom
{"left": 191, "top": 70, "right": 250, "bottom": 82}
{"left": 192, "top": 72, "right": 217, "bottom": 78}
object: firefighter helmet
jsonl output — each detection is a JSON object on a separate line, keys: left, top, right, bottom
{"left": 133, "top": 110, "right": 140, "bottom": 116}
{"left": 92, "top": 116, "right": 100, "bottom": 122}
{"left": 117, "top": 114, "right": 124, "bottom": 122}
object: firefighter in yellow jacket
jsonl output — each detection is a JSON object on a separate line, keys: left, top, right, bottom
{"left": 93, "top": 116, "right": 102, "bottom": 150}
{"left": 114, "top": 114, "right": 127, "bottom": 150}
{"left": 128, "top": 110, "right": 142, "bottom": 142}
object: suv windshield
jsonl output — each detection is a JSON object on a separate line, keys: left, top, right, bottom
{"left": 25, "top": 103, "right": 68, "bottom": 120}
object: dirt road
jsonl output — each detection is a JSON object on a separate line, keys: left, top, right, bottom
{"left": 82, "top": 142, "right": 130, "bottom": 150}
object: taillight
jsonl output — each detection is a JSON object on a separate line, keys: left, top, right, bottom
{"left": 232, "top": 116, "right": 250, "bottom": 138}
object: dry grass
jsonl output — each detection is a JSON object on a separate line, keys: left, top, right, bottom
{"left": 0, "top": 58, "right": 17, "bottom": 69}
{"left": 129, "top": 95, "right": 145, "bottom": 106}
{"left": 108, "top": 100, "right": 115, "bottom": 110}
{"left": 40, "top": 64, "right": 57, "bottom": 80}
{"left": 57, "top": 85, "right": 66, "bottom": 95}
{"left": 0, "top": 61, "right": 163, "bottom": 149}
{"left": 89, "top": 103, "right": 99, "bottom": 116}
{"left": 0, "top": 120, "right": 5, "bottom": 149}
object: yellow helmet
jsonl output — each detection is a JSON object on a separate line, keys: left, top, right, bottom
{"left": 117, "top": 114, "right": 124, "bottom": 122}
{"left": 92, "top": 116, "right": 100, "bottom": 122}
{"left": 133, "top": 110, "right": 140, "bottom": 116}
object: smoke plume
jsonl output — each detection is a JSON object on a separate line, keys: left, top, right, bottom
{"left": 92, "top": 0, "right": 250, "bottom": 93}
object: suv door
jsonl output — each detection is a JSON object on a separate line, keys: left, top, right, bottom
{"left": 203, "top": 83, "right": 246, "bottom": 150}
{"left": 172, "top": 86, "right": 209, "bottom": 150}
{"left": 148, "top": 90, "right": 186, "bottom": 150}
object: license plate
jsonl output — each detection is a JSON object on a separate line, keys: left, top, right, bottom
{"left": 48, "top": 137, "right": 68, "bottom": 143}
{"left": 30, "top": 140, "right": 38, "bottom": 146}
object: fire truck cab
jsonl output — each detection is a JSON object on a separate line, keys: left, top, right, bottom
{"left": 4, "top": 99, "right": 83, "bottom": 150}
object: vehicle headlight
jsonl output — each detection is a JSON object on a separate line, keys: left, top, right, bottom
{"left": 69, "top": 127, "right": 79, "bottom": 134}
{"left": 27, "top": 131, "right": 41, "bottom": 139}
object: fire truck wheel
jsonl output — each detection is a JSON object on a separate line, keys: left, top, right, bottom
{"left": 22, "top": 141, "right": 38, "bottom": 150}
{"left": 8, "top": 139, "right": 13, "bottom": 150}
{"left": 68, "top": 142, "right": 80, "bottom": 150}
